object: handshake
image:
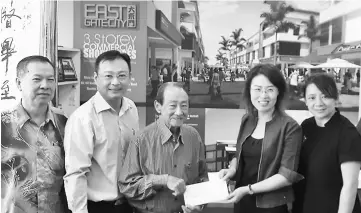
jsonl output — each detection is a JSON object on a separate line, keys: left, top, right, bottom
{"left": 163, "top": 175, "right": 187, "bottom": 196}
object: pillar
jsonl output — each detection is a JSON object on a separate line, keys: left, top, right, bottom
{"left": 151, "top": 44, "right": 156, "bottom": 67}
{"left": 192, "top": 56, "right": 195, "bottom": 76}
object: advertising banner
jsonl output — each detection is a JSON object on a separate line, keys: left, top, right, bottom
{"left": 73, "top": 1, "right": 147, "bottom": 103}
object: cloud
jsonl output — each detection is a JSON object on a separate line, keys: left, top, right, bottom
{"left": 199, "top": 1, "right": 240, "bottom": 20}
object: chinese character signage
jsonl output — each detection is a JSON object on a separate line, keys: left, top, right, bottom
{"left": 74, "top": 1, "right": 147, "bottom": 103}
{"left": 0, "top": 0, "right": 41, "bottom": 111}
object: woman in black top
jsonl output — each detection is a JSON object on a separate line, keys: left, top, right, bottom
{"left": 219, "top": 64, "right": 303, "bottom": 213}
{"left": 293, "top": 73, "right": 361, "bottom": 213}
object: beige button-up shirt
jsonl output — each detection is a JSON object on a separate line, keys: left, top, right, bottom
{"left": 64, "top": 92, "right": 139, "bottom": 213}
{"left": 119, "top": 120, "right": 208, "bottom": 213}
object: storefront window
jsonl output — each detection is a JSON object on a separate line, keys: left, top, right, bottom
{"left": 293, "top": 25, "right": 300, "bottom": 35}
{"left": 319, "top": 22, "right": 329, "bottom": 46}
{"left": 279, "top": 42, "right": 300, "bottom": 56}
{"left": 331, "top": 17, "right": 343, "bottom": 44}
{"left": 270, "top": 43, "right": 275, "bottom": 56}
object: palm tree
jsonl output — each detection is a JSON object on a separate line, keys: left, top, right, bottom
{"left": 219, "top": 36, "right": 230, "bottom": 52}
{"left": 298, "top": 15, "right": 318, "bottom": 55}
{"left": 230, "top": 28, "right": 247, "bottom": 49}
{"left": 261, "top": 1, "right": 296, "bottom": 65}
{"left": 215, "top": 50, "right": 228, "bottom": 66}
{"left": 219, "top": 36, "right": 231, "bottom": 67}
{"left": 216, "top": 50, "right": 224, "bottom": 63}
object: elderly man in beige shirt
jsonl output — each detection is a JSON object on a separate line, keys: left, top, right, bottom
{"left": 64, "top": 51, "right": 139, "bottom": 213}
{"left": 119, "top": 82, "right": 208, "bottom": 213}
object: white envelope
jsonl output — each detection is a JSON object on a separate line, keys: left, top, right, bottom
{"left": 184, "top": 179, "right": 229, "bottom": 206}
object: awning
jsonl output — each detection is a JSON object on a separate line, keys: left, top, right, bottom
{"left": 296, "top": 52, "right": 329, "bottom": 64}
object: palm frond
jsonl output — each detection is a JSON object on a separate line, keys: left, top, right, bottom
{"left": 260, "top": 12, "right": 272, "bottom": 19}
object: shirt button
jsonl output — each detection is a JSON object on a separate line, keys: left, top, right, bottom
{"left": 174, "top": 164, "right": 177, "bottom": 168}
{"left": 174, "top": 197, "right": 178, "bottom": 201}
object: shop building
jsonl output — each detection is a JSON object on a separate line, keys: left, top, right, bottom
{"left": 178, "top": 0, "right": 205, "bottom": 76}
{"left": 313, "top": 0, "right": 361, "bottom": 117}
{"left": 314, "top": 0, "right": 361, "bottom": 65}
{"left": 230, "top": 8, "right": 319, "bottom": 71}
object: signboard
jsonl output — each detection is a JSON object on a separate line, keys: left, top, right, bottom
{"left": 0, "top": 0, "right": 41, "bottom": 111}
{"left": 74, "top": 1, "right": 147, "bottom": 103}
{"left": 83, "top": 4, "right": 137, "bottom": 29}
{"left": 155, "top": 10, "right": 182, "bottom": 46}
{"left": 333, "top": 42, "right": 361, "bottom": 54}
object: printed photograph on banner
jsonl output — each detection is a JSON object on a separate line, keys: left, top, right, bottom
{"left": 147, "top": 64, "right": 360, "bottom": 111}
{"left": 73, "top": 1, "right": 147, "bottom": 104}
{"left": 145, "top": 106, "right": 205, "bottom": 143}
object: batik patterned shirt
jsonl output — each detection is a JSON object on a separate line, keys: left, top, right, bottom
{"left": 1, "top": 102, "right": 67, "bottom": 213}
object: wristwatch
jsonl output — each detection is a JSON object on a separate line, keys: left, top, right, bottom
{"left": 248, "top": 184, "right": 255, "bottom": 195}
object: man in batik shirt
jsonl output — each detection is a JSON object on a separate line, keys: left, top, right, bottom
{"left": 1, "top": 56, "right": 68, "bottom": 213}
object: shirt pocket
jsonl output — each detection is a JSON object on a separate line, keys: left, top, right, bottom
{"left": 184, "top": 161, "right": 198, "bottom": 184}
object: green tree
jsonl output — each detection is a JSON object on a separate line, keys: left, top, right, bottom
{"left": 219, "top": 35, "right": 231, "bottom": 52}
{"left": 215, "top": 50, "right": 228, "bottom": 66}
{"left": 298, "top": 15, "right": 318, "bottom": 55}
{"left": 261, "top": 1, "right": 296, "bottom": 64}
{"left": 230, "top": 28, "right": 247, "bottom": 49}
{"left": 219, "top": 36, "right": 231, "bottom": 67}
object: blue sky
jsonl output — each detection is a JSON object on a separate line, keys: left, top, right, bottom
{"left": 198, "top": 0, "right": 329, "bottom": 65}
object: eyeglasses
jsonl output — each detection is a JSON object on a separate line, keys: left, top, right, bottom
{"left": 251, "top": 87, "right": 277, "bottom": 95}
{"left": 99, "top": 74, "right": 129, "bottom": 81}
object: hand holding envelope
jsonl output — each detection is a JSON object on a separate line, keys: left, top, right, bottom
{"left": 184, "top": 172, "right": 230, "bottom": 206}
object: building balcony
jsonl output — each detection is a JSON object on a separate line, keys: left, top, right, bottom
{"left": 262, "top": 31, "right": 310, "bottom": 47}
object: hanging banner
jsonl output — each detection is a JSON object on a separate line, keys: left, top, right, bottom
{"left": 0, "top": 0, "right": 42, "bottom": 111}
{"left": 74, "top": 1, "right": 147, "bottom": 104}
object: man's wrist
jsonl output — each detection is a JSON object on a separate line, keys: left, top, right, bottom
{"left": 152, "top": 174, "right": 169, "bottom": 187}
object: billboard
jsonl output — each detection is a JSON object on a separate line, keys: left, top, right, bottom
{"left": 73, "top": 1, "right": 147, "bottom": 103}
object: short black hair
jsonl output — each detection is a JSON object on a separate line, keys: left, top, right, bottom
{"left": 304, "top": 73, "right": 338, "bottom": 100}
{"left": 16, "top": 55, "right": 54, "bottom": 79}
{"left": 95, "top": 50, "right": 131, "bottom": 74}
{"left": 155, "top": 82, "right": 187, "bottom": 105}
{"left": 243, "top": 64, "right": 287, "bottom": 115}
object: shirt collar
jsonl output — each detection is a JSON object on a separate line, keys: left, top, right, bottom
{"left": 16, "top": 100, "right": 56, "bottom": 128}
{"left": 324, "top": 108, "right": 341, "bottom": 127}
{"left": 156, "top": 119, "right": 184, "bottom": 145}
{"left": 93, "top": 92, "right": 132, "bottom": 115}
{"left": 119, "top": 96, "right": 133, "bottom": 116}
{"left": 93, "top": 92, "right": 114, "bottom": 113}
